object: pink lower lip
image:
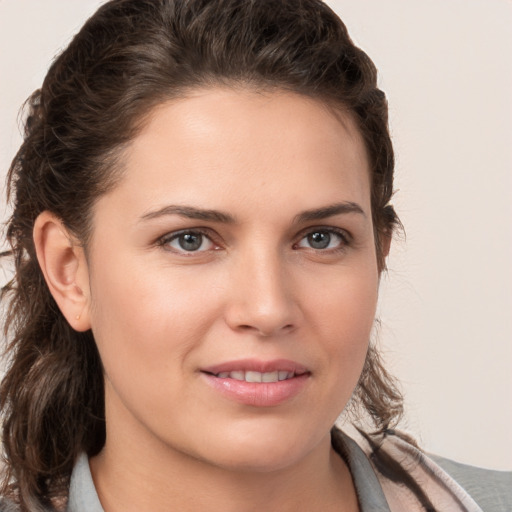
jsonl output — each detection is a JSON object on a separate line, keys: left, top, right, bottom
{"left": 202, "top": 372, "right": 310, "bottom": 407}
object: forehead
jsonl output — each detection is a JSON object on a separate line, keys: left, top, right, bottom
{"left": 97, "top": 87, "right": 371, "bottom": 221}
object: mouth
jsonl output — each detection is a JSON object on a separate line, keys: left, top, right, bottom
{"left": 201, "top": 359, "right": 310, "bottom": 381}
{"left": 205, "top": 369, "right": 306, "bottom": 383}
{"left": 200, "top": 359, "right": 310, "bottom": 406}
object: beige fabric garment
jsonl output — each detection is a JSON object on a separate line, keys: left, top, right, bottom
{"left": 343, "top": 426, "right": 483, "bottom": 512}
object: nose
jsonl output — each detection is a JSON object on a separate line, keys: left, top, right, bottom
{"left": 224, "top": 250, "right": 300, "bottom": 337}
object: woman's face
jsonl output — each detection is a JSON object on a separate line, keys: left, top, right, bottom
{"left": 85, "top": 88, "right": 380, "bottom": 471}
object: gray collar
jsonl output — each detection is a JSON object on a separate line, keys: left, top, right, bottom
{"left": 332, "top": 428, "right": 391, "bottom": 512}
{"left": 66, "top": 453, "right": 103, "bottom": 512}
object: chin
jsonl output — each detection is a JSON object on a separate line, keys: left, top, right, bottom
{"left": 188, "top": 421, "right": 329, "bottom": 474}
{"left": 207, "top": 446, "right": 306, "bottom": 474}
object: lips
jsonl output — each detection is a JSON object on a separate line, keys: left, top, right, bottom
{"left": 201, "top": 359, "right": 310, "bottom": 407}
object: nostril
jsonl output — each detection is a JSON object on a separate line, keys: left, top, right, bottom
{"left": 236, "top": 323, "right": 296, "bottom": 337}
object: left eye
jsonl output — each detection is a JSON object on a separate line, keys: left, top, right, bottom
{"left": 162, "top": 231, "right": 215, "bottom": 253}
{"left": 296, "top": 230, "right": 347, "bottom": 250}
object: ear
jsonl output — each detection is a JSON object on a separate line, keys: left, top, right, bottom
{"left": 33, "top": 211, "right": 92, "bottom": 332}
{"left": 377, "top": 229, "right": 393, "bottom": 274}
{"left": 381, "top": 230, "right": 392, "bottom": 259}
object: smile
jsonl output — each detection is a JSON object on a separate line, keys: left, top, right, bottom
{"left": 214, "top": 370, "right": 298, "bottom": 382}
{"left": 201, "top": 359, "right": 310, "bottom": 406}
{"left": 201, "top": 358, "right": 309, "bottom": 381}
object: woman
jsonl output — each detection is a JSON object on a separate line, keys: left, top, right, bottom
{"left": 0, "top": 1, "right": 510, "bottom": 511}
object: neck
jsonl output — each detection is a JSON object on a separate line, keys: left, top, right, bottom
{"left": 90, "top": 428, "right": 358, "bottom": 512}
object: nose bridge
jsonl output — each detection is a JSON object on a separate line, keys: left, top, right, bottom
{"left": 226, "top": 242, "right": 298, "bottom": 336}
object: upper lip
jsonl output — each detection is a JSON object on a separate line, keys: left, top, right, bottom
{"left": 201, "top": 359, "right": 309, "bottom": 376}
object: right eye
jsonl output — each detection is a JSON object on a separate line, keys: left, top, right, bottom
{"left": 158, "top": 230, "right": 216, "bottom": 253}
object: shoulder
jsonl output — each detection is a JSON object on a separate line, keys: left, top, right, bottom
{"left": 336, "top": 425, "right": 511, "bottom": 512}
{"left": 430, "top": 454, "right": 512, "bottom": 512}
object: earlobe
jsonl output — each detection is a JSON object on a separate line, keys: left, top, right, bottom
{"left": 33, "top": 211, "right": 92, "bottom": 332}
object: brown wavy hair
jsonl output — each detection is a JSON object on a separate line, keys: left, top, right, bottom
{"left": 1, "top": 0, "right": 402, "bottom": 509}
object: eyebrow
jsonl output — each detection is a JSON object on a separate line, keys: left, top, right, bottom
{"left": 139, "top": 201, "right": 365, "bottom": 224}
{"left": 294, "top": 202, "right": 366, "bottom": 223}
{"left": 140, "top": 205, "right": 236, "bottom": 223}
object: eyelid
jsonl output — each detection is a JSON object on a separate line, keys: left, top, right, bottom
{"left": 298, "top": 225, "right": 351, "bottom": 239}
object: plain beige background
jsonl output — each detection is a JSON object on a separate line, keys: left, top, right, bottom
{"left": 1, "top": 0, "right": 511, "bottom": 470}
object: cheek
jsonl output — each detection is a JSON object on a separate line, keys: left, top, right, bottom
{"left": 305, "top": 257, "right": 378, "bottom": 336}
{"left": 87, "top": 257, "right": 221, "bottom": 386}
{"left": 306, "top": 263, "right": 379, "bottom": 392}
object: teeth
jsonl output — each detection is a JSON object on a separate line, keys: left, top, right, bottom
{"left": 262, "top": 371, "right": 279, "bottom": 382}
{"left": 278, "top": 370, "right": 289, "bottom": 381}
{"left": 245, "top": 371, "right": 262, "bottom": 383}
{"left": 216, "top": 370, "right": 295, "bottom": 382}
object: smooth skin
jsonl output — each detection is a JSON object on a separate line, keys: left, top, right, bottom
{"left": 34, "top": 88, "right": 383, "bottom": 511}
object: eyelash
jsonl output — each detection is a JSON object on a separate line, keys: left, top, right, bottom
{"left": 156, "top": 227, "right": 351, "bottom": 255}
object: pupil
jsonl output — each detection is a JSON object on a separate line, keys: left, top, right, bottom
{"left": 179, "top": 233, "right": 202, "bottom": 251}
{"left": 308, "top": 231, "right": 330, "bottom": 249}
